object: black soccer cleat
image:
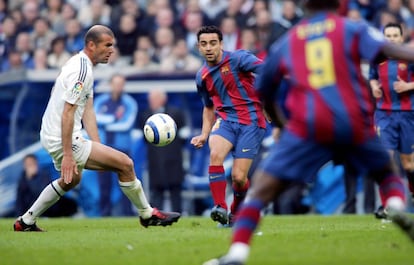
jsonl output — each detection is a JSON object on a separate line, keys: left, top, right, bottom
{"left": 390, "top": 212, "right": 414, "bottom": 241}
{"left": 139, "top": 208, "right": 181, "bottom": 228}
{"left": 228, "top": 213, "right": 235, "bottom": 227}
{"left": 374, "top": 206, "right": 388, "bottom": 220}
{"left": 13, "top": 217, "right": 44, "bottom": 232}
{"left": 210, "top": 205, "right": 228, "bottom": 225}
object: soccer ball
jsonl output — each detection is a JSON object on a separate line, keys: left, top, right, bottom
{"left": 143, "top": 113, "right": 177, "bottom": 147}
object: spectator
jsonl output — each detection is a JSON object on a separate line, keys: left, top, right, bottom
{"left": 42, "top": 0, "right": 64, "bottom": 32}
{"left": 94, "top": 74, "right": 137, "bottom": 216}
{"left": 47, "top": 36, "right": 71, "bottom": 69}
{"left": 125, "top": 49, "right": 160, "bottom": 75}
{"left": 114, "top": 13, "right": 141, "bottom": 57}
{"left": 139, "top": 88, "right": 189, "bottom": 213}
{"left": 219, "top": 16, "right": 240, "bottom": 52}
{"left": 198, "top": 0, "right": 228, "bottom": 23}
{"left": 63, "top": 19, "right": 84, "bottom": 54}
{"left": 149, "top": 7, "right": 185, "bottom": 42}
{"left": 214, "top": 0, "right": 247, "bottom": 28}
{"left": 52, "top": 2, "right": 77, "bottom": 35}
{"left": 159, "top": 38, "right": 202, "bottom": 73}
{"left": 254, "top": 9, "right": 282, "bottom": 51}
{"left": 32, "top": 48, "right": 49, "bottom": 70}
{"left": 30, "top": 17, "right": 57, "bottom": 50}
{"left": 2, "top": 49, "right": 24, "bottom": 72}
{"left": 182, "top": 11, "right": 205, "bottom": 57}
{"left": 0, "top": 0, "right": 7, "bottom": 24}
{"left": 78, "top": 0, "right": 111, "bottom": 29}
{"left": 19, "top": 0, "right": 40, "bottom": 33}
{"left": 239, "top": 27, "right": 266, "bottom": 60}
{"left": 0, "top": 16, "right": 18, "bottom": 63}
{"left": 14, "top": 154, "right": 77, "bottom": 217}
{"left": 15, "top": 32, "right": 34, "bottom": 69}
{"left": 136, "top": 35, "right": 157, "bottom": 62}
{"left": 153, "top": 26, "right": 175, "bottom": 62}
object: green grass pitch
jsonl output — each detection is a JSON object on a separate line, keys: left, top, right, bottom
{"left": 1, "top": 214, "right": 413, "bottom": 265}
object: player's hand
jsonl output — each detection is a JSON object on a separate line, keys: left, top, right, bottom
{"left": 371, "top": 84, "right": 383, "bottom": 98}
{"left": 61, "top": 155, "right": 78, "bottom": 184}
{"left": 272, "top": 127, "right": 282, "bottom": 142}
{"left": 191, "top": 135, "right": 206, "bottom": 149}
{"left": 393, "top": 76, "right": 410, "bottom": 93}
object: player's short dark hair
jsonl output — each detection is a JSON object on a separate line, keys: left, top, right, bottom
{"left": 197, "top": 25, "right": 223, "bottom": 42}
{"left": 383, "top": 22, "right": 403, "bottom": 35}
{"left": 84, "top": 25, "right": 114, "bottom": 46}
{"left": 304, "top": 0, "right": 340, "bottom": 10}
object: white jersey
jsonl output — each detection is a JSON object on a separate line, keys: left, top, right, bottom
{"left": 40, "top": 51, "right": 94, "bottom": 153}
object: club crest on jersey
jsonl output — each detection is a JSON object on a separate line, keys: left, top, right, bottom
{"left": 71, "top": 81, "right": 84, "bottom": 97}
{"left": 221, "top": 66, "right": 230, "bottom": 75}
{"left": 399, "top": 63, "right": 407, "bottom": 70}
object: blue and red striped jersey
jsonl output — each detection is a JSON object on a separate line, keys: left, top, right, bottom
{"left": 369, "top": 60, "right": 414, "bottom": 111}
{"left": 257, "top": 12, "right": 386, "bottom": 144}
{"left": 195, "top": 50, "right": 267, "bottom": 129}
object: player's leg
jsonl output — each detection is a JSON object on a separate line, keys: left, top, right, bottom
{"left": 399, "top": 153, "right": 414, "bottom": 199}
{"left": 14, "top": 174, "right": 82, "bottom": 231}
{"left": 398, "top": 111, "right": 414, "bottom": 200}
{"left": 208, "top": 125, "right": 234, "bottom": 225}
{"left": 86, "top": 141, "right": 180, "bottom": 227}
{"left": 228, "top": 124, "right": 266, "bottom": 225}
{"left": 229, "top": 158, "right": 252, "bottom": 225}
{"left": 203, "top": 131, "right": 331, "bottom": 264}
{"left": 356, "top": 137, "right": 414, "bottom": 240}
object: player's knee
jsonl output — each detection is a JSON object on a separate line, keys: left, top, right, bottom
{"left": 231, "top": 171, "right": 248, "bottom": 185}
{"left": 209, "top": 150, "right": 225, "bottom": 164}
{"left": 118, "top": 155, "right": 134, "bottom": 173}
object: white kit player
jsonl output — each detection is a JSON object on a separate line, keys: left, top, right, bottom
{"left": 14, "top": 25, "right": 180, "bottom": 232}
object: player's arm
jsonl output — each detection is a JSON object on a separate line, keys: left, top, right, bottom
{"left": 393, "top": 76, "right": 414, "bottom": 93}
{"left": 368, "top": 63, "right": 382, "bottom": 98}
{"left": 61, "top": 101, "right": 78, "bottom": 184}
{"left": 82, "top": 97, "right": 101, "bottom": 142}
{"left": 191, "top": 105, "right": 215, "bottom": 149}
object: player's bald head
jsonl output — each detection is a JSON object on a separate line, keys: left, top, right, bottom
{"left": 304, "top": 0, "right": 340, "bottom": 11}
{"left": 84, "top": 25, "right": 114, "bottom": 45}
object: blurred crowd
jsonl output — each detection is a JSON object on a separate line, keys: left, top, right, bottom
{"left": 3, "top": 0, "right": 414, "bottom": 75}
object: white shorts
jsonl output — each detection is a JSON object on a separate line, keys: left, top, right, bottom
{"left": 40, "top": 133, "right": 92, "bottom": 171}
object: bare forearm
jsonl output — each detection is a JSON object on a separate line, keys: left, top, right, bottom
{"left": 83, "top": 98, "right": 100, "bottom": 142}
{"left": 62, "top": 107, "right": 74, "bottom": 158}
{"left": 201, "top": 107, "right": 215, "bottom": 137}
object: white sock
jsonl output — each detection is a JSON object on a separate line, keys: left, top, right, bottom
{"left": 226, "top": 242, "right": 250, "bottom": 263}
{"left": 119, "top": 179, "right": 153, "bottom": 219}
{"left": 385, "top": 196, "right": 406, "bottom": 215}
{"left": 22, "top": 179, "right": 65, "bottom": 225}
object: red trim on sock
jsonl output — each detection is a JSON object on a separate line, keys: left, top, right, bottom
{"left": 208, "top": 165, "right": 225, "bottom": 174}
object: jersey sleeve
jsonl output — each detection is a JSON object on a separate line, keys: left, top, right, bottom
{"left": 235, "top": 50, "right": 263, "bottom": 74}
{"left": 195, "top": 70, "right": 214, "bottom": 107}
{"left": 62, "top": 58, "right": 90, "bottom": 105}
{"left": 358, "top": 22, "right": 386, "bottom": 63}
{"left": 368, "top": 63, "right": 379, "bottom": 80}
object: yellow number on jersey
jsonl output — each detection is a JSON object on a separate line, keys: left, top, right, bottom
{"left": 305, "top": 38, "right": 336, "bottom": 89}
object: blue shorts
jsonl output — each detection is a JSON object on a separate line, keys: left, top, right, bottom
{"left": 375, "top": 110, "right": 414, "bottom": 154}
{"left": 210, "top": 118, "right": 266, "bottom": 159}
{"left": 259, "top": 130, "right": 391, "bottom": 183}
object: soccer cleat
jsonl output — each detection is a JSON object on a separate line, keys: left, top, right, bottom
{"left": 228, "top": 213, "right": 235, "bottom": 227}
{"left": 13, "top": 217, "right": 44, "bottom": 232}
{"left": 202, "top": 256, "right": 244, "bottom": 265}
{"left": 374, "top": 206, "right": 388, "bottom": 220}
{"left": 210, "top": 205, "right": 228, "bottom": 225}
{"left": 389, "top": 212, "right": 414, "bottom": 241}
{"left": 139, "top": 208, "right": 181, "bottom": 228}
